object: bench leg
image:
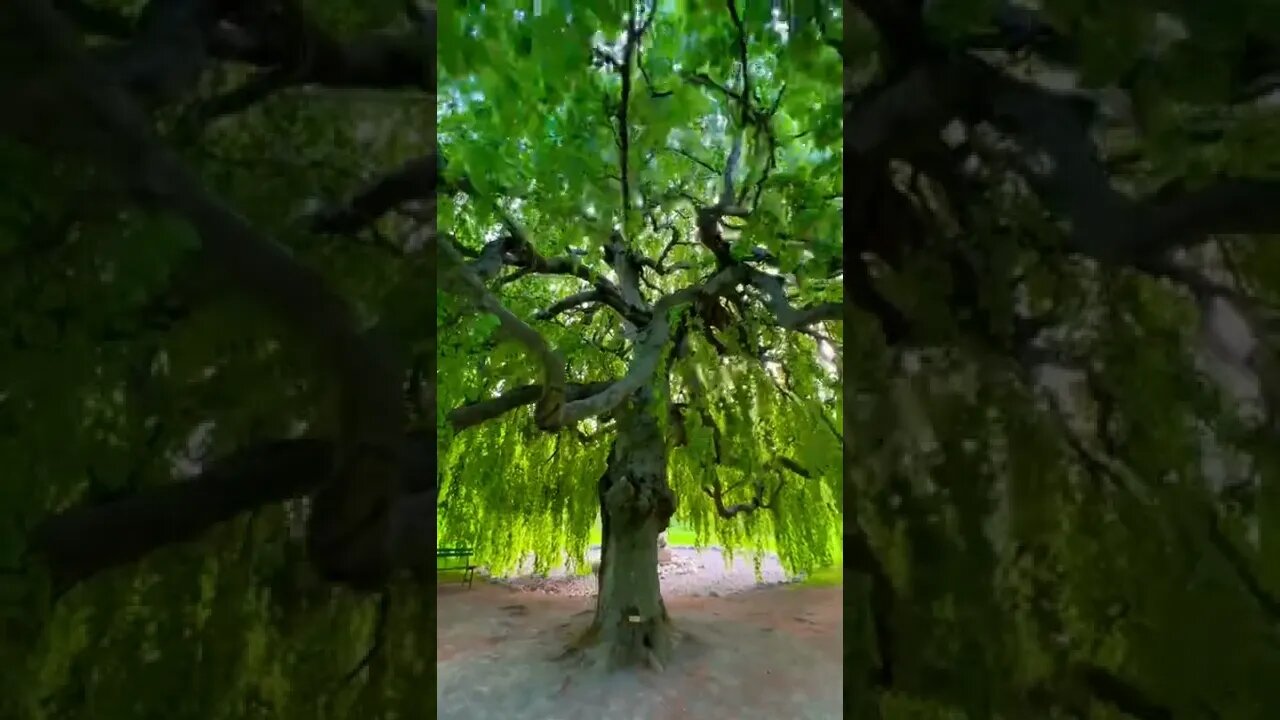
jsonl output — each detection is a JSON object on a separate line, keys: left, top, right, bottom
{"left": 465, "top": 567, "right": 474, "bottom": 589}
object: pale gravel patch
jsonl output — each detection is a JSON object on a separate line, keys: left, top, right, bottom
{"left": 486, "top": 546, "right": 797, "bottom": 597}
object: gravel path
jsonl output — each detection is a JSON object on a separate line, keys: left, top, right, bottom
{"left": 487, "top": 546, "right": 795, "bottom": 597}
{"left": 437, "top": 583, "right": 842, "bottom": 719}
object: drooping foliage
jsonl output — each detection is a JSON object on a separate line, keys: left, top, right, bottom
{"left": 843, "top": 1, "right": 1280, "bottom": 718}
{"left": 436, "top": 2, "right": 844, "bottom": 577}
{"left": 1, "top": 1, "right": 434, "bottom": 717}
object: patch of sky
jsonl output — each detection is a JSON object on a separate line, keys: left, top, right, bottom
{"left": 770, "top": 7, "right": 790, "bottom": 43}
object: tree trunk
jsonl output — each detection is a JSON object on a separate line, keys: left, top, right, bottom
{"left": 584, "top": 390, "right": 677, "bottom": 670}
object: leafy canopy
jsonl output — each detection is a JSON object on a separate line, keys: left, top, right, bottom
{"left": 436, "top": 2, "right": 844, "bottom": 576}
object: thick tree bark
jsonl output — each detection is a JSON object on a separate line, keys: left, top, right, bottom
{"left": 593, "top": 451, "right": 613, "bottom": 623}
{"left": 582, "top": 387, "right": 677, "bottom": 670}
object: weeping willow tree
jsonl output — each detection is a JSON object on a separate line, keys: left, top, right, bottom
{"left": 842, "top": 1, "right": 1280, "bottom": 718}
{"left": 436, "top": 3, "right": 843, "bottom": 669}
{"left": 1, "top": 1, "right": 437, "bottom": 717}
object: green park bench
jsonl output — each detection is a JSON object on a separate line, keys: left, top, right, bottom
{"left": 436, "top": 547, "right": 476, "bottom": 589}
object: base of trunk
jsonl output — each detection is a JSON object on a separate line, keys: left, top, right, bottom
{"left": 560, "top": 610, "right": 678, "bottom": 672}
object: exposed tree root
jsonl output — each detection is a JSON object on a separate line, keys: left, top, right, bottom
{"left": 552, "top": 618, "right": 601, "bottom": 663}
{"left": 555, "top": 611, "right": 702, "bottom": 674}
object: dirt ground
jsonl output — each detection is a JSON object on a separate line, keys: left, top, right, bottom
{"left": 437, "top": 581, "right": 842, "bottom": 719}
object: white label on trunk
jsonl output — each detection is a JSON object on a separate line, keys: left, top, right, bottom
{"left": 628, "top": 615, "right": 642, "bottom": 623}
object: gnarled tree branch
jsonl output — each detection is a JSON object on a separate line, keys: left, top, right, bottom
{"left": 30, "top": 434, "right": 438, "bottom": 588}
{"left": 439, "top": 235, "right": 568, "bottom": 429}
{"left": 446, "top": 381, "right": 614, "bottom": 431}
{"left": 702, "top": 474, "right": 782, "bottom": 519}
{"left": 535, "top": 290, "right": 607, "bottom": 321}
{"left": 312, "top": 153, "right": 437, "bottom": 234}
{"left": 745, "top": 267, "right": 841, "bottom": 329}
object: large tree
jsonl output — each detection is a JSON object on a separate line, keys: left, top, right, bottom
{"left": 436, "top": 2, "right": 844, "bottom": 671}
{"left": 841, "top": 0, "right": 1280, "bottom": 718}
{"left": 0, "top": 0, "right": 438, "bottom": 716}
